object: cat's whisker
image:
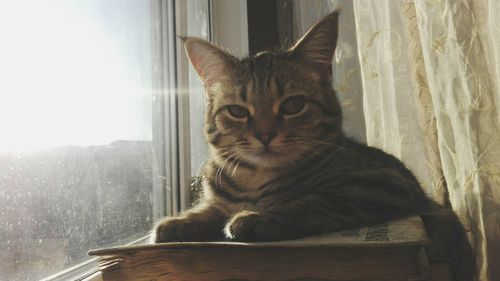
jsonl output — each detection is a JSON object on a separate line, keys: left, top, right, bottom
{"left": 230, "top": 155, "right": 243, "bottom": 177}
{"left": 285, "top": 136, "right": 336, "bottom": 144}
{"left": 284, "top": 137, "right": 347, "bottom": 154}
{"left": 226, "top": 154, "right": 238, "bottom": 178}
{"left": 215, "top": 153, "right": 235, "bottom": 185}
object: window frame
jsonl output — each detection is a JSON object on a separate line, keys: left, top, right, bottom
{"left": 151, "top": 0, "right": 178, "bottom": 220}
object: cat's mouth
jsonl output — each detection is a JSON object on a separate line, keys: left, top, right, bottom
{"left": 259, "top": 146, "right": 283, "bottom": 155}
{"left": 238, "top": 144, "right": 296, "bottom": 168}
{"left": 249, "top": 147, "right": 288, "bottom": 164}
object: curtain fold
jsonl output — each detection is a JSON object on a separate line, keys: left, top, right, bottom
{"left": 352, "top": 1, "right": 500, "bottom": 280}
{"left": 353, "top": 0, "right": 446, "bottom": 204}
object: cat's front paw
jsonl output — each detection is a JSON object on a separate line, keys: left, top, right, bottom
{"left": 225, "top": 211, "right": 286, "bottom": 242}
{"left": 154, "top": 217, "right": 204, "bottom": 243}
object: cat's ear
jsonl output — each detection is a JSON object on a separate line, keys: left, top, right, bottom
{"left": 289, "top": 11, "right": 339, "bottom": 73}
{"left": 185, "top": 37, "right": 237, "bottom": 88}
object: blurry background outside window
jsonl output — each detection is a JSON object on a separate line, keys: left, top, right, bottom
{"left": 0, "top": 1, "right": 156, "bottom": 280}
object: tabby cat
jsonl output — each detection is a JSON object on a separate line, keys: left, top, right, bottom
{"left": 153, "top": 12, "right": 474, "bottom": 281}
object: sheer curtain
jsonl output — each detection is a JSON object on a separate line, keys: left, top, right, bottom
{"left": 291, "top": 0, "right": 499, "bottom": 280}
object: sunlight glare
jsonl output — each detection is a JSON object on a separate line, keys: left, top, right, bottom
{"left": 0, "top": 1, "right": 151, "bottom": 152}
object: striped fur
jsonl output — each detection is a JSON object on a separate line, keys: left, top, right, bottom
{"left": 154, "top": 12, "right": 474, "bottom": 281}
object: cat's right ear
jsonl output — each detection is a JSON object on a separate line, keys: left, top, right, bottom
{"left": 184, "top": 37, "right": 237, "bottom": 88}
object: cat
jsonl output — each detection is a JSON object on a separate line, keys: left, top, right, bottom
{"left": 153, "top": 11, "right": 474, "bottom": 281}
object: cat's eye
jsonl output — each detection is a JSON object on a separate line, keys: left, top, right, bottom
{"left": 280, "top": 96, "right": 305, "bottom": 115}
{"left": 227, "top": 105, "right": 249, "bottom": 118}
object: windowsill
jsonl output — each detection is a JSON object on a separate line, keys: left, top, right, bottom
{"left": 40, "top": 235, "right": 151, "bottom": 281}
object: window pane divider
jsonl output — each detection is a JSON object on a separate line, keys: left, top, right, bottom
{"left": 152, "top": 0, "right": 178, "bottom": 218}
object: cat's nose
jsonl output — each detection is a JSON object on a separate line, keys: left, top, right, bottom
{"left": 254, "top": 131, "right": 277, "bottom": 146}
{"left": 253, "top": 113, "right": 278, "bottom": 146}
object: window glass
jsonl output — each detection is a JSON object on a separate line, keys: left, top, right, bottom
{"left": 0, "top": 1, "right": 155, "bottom": 280}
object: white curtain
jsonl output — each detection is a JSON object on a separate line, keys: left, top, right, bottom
{"left": 292, "top": 0, "right": 500, "bottom": 280}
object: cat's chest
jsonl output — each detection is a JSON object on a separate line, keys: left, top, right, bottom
{"left": 204, "top": 161, "right": 280, "bottom": 198}
{"left": 232, "top": 169, "right": 278, "bottom": 191}
{"left": 203, "top": 166, "right": 281, "bottom": 212}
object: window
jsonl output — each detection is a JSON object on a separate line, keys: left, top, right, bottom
{"left": 0, "top": 1, "right": 170, "bottom": 280}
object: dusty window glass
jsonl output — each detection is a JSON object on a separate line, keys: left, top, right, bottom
{"left": 0, "top": 1, "right": 156, "bottom": 280}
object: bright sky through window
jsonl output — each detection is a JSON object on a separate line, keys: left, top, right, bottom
{"left": 0, "top": 1, "right": 152, "bottom": 152}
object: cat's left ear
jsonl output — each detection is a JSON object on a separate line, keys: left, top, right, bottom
{"left": 184, "top": 37, "right": 237, "bottom": 88}
{"left": 289, "top": 11, "right": 339, "bottom": 74}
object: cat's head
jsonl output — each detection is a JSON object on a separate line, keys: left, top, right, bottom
{"left": 186, "top": 12, "right": 342, "bottom": 169}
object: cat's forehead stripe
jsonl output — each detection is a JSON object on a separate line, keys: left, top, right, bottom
{"left": 248, "top": 54, "right": 275, "bottom": 96}
{"left": 237, "top": 54, "right": 297, "bottom": 104}
{"left": 269, "top": 77, "right": 279, "bottom": 99}
{"left": 246, "top": 75, "right": 277, "bottom": 102}
{"left": 239, "top": 83, "right": 247, "bottom": 102}
{"left": 274, "top": 77, "right": 285, "bottom": 97}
